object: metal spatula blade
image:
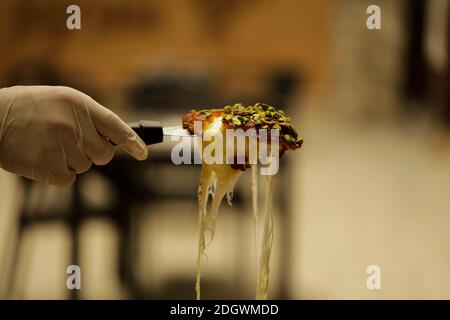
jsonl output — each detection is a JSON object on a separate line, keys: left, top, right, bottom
{"left": 162, "top": 125, "right": 194, "bottom": 138}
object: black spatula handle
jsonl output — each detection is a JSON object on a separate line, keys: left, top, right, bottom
{"left": 110, "top": 120, "right": 163, "bottom": 146}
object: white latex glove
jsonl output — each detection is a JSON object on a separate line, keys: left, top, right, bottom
{"left": 0, "top": 85, "right": 148, "bottom": 186}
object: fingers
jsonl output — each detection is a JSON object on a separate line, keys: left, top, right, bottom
{"left": 83, "top": 134, "right": 115, "bottom": 166}
{"left": 45, "top": 148, "right": 76, "bottom": 186}
{"left": 94, "top": 108, "right": 148, "bottom": 160}
{"left": 49, "top": 168, "right": 76, "bottom": 186}
{"left": 33, "top": 150, "right": 77, "bottom": 186}
{"left": 55, "top": 128, "right": 91, "bottom": 174}
{"left": 65, "top": 144, "right": 93, "bottom": 174}
{"left": 80, "top": 93, "right": 148, "bottom": 161}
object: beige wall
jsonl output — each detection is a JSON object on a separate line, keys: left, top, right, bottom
{"left": 0, "top": 0, "right": 331, "bottom": 93}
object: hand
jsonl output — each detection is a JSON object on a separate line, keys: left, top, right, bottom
{"left": 0, "top": 85, "right": 148, "bottom": 186}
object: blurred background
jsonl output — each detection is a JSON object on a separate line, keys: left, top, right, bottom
{"left": 1, "top": 0, "right": 450, "bottom": 299}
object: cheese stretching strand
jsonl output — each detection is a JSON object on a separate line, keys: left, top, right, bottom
{"left": 251, "top": 164, "right": 259, "bottom": 293}
{"left": 196, "top": 163, "right": 241, "bottom": 299}
{"left": 256, "top": 174, "right": 274, "bottom": 299}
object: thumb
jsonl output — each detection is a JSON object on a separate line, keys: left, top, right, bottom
{"left": 81, "top": 94, "right": 148, "bottom": 161}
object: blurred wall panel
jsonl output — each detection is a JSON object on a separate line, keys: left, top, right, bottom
{"left": 0, "top": 0, "right": 331, "bottom": 95}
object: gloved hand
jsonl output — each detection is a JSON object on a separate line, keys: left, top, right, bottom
{"left": 0, "top": 85, "right": 148, "bottom": 186}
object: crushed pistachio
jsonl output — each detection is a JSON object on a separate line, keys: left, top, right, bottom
{"left": 199, "top": 110, "right": 212, "bottom": 118}
{"left": 190, "top": 103, "right": 302, "bottom": 149}
{"left": 232, "top": 117, "right": 242, "bottom": 126}
{"left": 273, "top": 124, "right": 281, "bottom": 130}
{"left": 221, "top": 103, "right": 303, "bottom": 149}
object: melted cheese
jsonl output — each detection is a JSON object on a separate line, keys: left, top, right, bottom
{"left": 195, "top": 116, "right": 275, "bottom": 300}
{"left": 255, "top": 174, "right": 274, "bottom": 300}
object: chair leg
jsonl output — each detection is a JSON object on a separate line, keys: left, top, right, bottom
{"left": 69, "top": 181, "right": 82, "bottom": 300}
{"left": 5, "top": 178, "right": 33, "bottom": 299}
{"left": 6, "top": 223, "right": 22, "bottom": 299}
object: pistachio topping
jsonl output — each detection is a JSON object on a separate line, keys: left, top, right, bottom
{"left": 221, "top": 103, "right": 303, "bottom": 149}
{"left": 198, "top": 110, "right": 212, "bottom": 117}
{"left": 184, "top": 103, "right": 303, "bottom": 150}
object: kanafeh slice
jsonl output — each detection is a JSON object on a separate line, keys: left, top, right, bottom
{"left": 182, "top": 103, "right": 303, "bottom": 300}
